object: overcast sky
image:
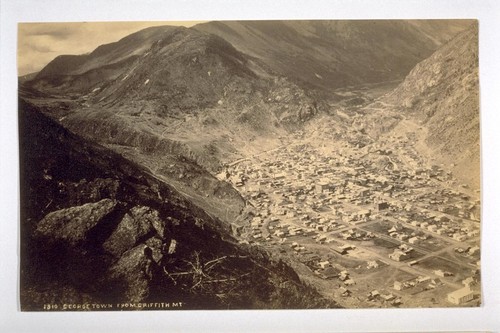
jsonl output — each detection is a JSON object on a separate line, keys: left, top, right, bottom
{"left": 17, "top": 21, "right": 205, "bottom": 76}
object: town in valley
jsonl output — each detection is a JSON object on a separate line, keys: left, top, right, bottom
{"left": 222, "top": 108, "right": 480, "bottom": 308}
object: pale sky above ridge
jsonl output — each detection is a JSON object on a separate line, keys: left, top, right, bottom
{"left": 18, "top": 21, "right": 206, "bottom": 76}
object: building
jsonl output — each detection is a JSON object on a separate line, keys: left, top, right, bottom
{"left": 338, "top": 287, "right": 351, "bottom": 297}
{"left": 462, "top": 277, "right": 476, "bottom": 288}
{"left": 408, "top": 236, "right": 419, "bottom": 244}
{"left": 389, "top": 250, "right": 409, "bottom": 262}
{"left": 318, "top": 260, "right": 331, "bottom": 269}
{"left": 377, "top": 201, "right": 390, "bottom": 211}
{"left": 393, "top": 280, "right": 406, "bottom": 291}
{"left": 447, "top": 287, "right": 474, "bottom": 305}
{"left": 318, "top": 267, "right": 339, "bottom": 279}
{"left": 315, "top": 180, "right": 332, "bottom": 194}
{"left": 433, "top": 270, "right": 446, "bottom": 277}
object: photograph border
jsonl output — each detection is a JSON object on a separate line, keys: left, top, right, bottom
{"left": 2, "top": 0, "right": 499, "bottom": 332}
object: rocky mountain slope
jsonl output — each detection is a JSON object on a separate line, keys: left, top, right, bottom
{"left": 21, "top": 21, "right": 473, "bottom": 213}
{"left": 32, "top": 26, "right": 181, "bottom": 91}
{"left": 195, "top": 20, "right": 471, "bottom": 92}
{"left": 21, "top": 25, "right": 323, "bottom": 224}
{"left": 19, "top": 98, "right": 338, "bottom": 310}
{"left": 383, "top": 23, "right": 479, "bottom": 189}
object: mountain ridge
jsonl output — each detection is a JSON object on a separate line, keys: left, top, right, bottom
{"left": 383, "top": 23, "right": 479, "bottom": 189}
{"left": 195, "top": 20, "right": 473, "bottom": 91}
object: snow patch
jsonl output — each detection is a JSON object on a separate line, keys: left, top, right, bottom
{"left": 121, "top": 74, "right": 129, "bottom": 81}
{"left": 92, "top": 87, "right": 101, "bottom": 93}
{"left": 144, "top": 79, "right": 150, "bottom": 85}
{"left": 315, "top": 73, "right": 323, "bottom": 79}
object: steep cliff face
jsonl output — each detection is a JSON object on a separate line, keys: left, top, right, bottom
{"left": 384, "top": 23, "right": 479, "bottom": 189}
{"left": 19, "top": 99, "right": 339, "bottom": 310}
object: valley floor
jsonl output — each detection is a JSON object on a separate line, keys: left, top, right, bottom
{"left": 224, "top": 104, "right": 481, "bottom": 308}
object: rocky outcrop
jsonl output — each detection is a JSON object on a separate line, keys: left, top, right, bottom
{"left": 107, "top": 244, "right": 155, "bottom": 303}
{"left": 103, "top": 206, "right": 163, "bottom": 257}
{"left": 20, "top": 102, "right": 337, "bottom": 310}
{"left": 36, "top": 199, "right": 117, "bottom": 246}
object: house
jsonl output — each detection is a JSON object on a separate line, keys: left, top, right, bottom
{"left": 453, "top": 233, "right": 467, "bottom": 242}
{"left": 447, "top": 287, "right": 474, "bottom": 305}
{"left": 340, "top": 244, "right": 355, "bottom": 251}
{"left": 468, "top": 246, "right": 480, "bottom": 256}
{"left": 392, "top": 298, "right": 403, "bottom": 306}
{"left": 315, "top": 181, "right": 331, "bottom": 194}
{"left": 462, "top": 277, "right": 476, "bottom": 288}
{"left": 407, "top": 260, "right": 419, "bottom": 266}
{"left": 437, "top": 228, "right": 446, "bottom": 235}
{"left": 377, "top": 201, "right": 390, "bottom": 211}
{"left": 318, "top": 267, "right": 339, "bottom": 280}
{"left": 359, "top": 209, "right": 372, "bottom": 218}
{"left": 344, "top": 278, "right": 356, "bottom": 286}
{"left": 408, "top": 236, "right": 419, "bottom": 244}
{"left": 467, "top": 230, "right": 480, "bottom": 237}
{"left": 434, "top": 270, "right": 453, "bottom": 277}
{"left": 434, "top": 270, "right": 446, "bottom": 277}
{"left": 333, "top": 246, "right": 348, "bottom": 255}
{"left": 338, "top": 287, "right": 351, "bottom": 297}
{"left": 388, "top": 224, "right": 403, "bottom": 233}
{"left": 389, "top": 250, "right": 409, "bottom": 262}
{"left": 416, "top": 276, "right": 431, "bottom": 284}
{"left": 399, "top": 244, "right": 413, "bottom": 253}
{"left": 381, "top": 293, "right": 396, "bottom": 302}
{"left": 318, "top": 261, "right": 331, "bottom": 269}
{"left": 367, "top": 290, "right": 380, "bottom": 299}
{"left": 427, "top": 225, "right": 438, "bottom": 233}
{"left": 339, "top": 270, "right": 349, "bottom": 281}
{"left": 429, "top": 278, "right": 443, "bottom": 287}
{"left": 316, "top": 235, "right": 327, "bottom": 243}
{"left": 393, "top": 280, "right": 405, "bottom": 291}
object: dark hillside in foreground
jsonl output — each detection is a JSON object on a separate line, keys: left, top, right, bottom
{"left": 19, "top": 99, "right": 339, "bottom": 310}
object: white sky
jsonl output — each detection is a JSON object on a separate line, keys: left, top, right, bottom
{"left": 17, "top": 21, "right": 206, "bottom": 76}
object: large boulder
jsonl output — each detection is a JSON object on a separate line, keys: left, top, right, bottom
{"left": 103, "top": 206, "right": 165, "bottom": 257}
{"left": 107, "top": 243, "right": 155, "bottom": 303}
{"left": 36, "top": 199, "right": 117, "bottom": 246}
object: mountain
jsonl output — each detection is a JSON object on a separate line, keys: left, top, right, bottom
{"left": 20, "top": 19, "right": 479, "bottom": 235}
{"left": 34, "top": 26, "right": 181, "bottom": 82}
{"left": 22, "top": 25, "right": 323, "bottom": 223}
{"left": 383, "top": 23, "right": 479, "bottom": 189}
{"left": 195, "top": 20, "right": 472, "bottom": 92}
{"left": 22, "top": 20, "right": 472, "bottom": 176}
{"left": 19, "top": 98, "right": 338, "bottom": 310}
{"left": 18, "top": 71, "right": 39, "bottom": 83}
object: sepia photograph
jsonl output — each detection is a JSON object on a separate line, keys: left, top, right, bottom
{"left": 17, "top": 19, "right": 482, "bottom": 311}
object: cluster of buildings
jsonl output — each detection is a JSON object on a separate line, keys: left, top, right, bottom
{"left": 221, "top": 130, "right": 480, "bottom": 307}
{"left": 393, "top": 275, "right": 444, "bottom": 293}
